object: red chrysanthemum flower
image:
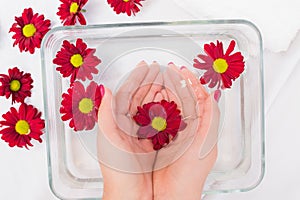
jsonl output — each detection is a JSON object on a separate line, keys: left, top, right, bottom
{"left": 107, "top": 0, "right": 144, "bottom": 16}
{"left": 9, "top": 8, "right": 51, "bottom": 54}
{"left": 133, "top": 100, "right": 187, "bottom": 150}
{"left": 193, "top": 40, "right": 245, "bottom": 89}
{"left": 0, "top": 103, "right": 45, "bottom": 149}
{"left": 53, "top": 39, "right": 101, "bottom": 83}
{"left": 60, "top": 81, "right": 104, "bottom": 131}
{"left": 57, "top": 0, "right": 87, "bottom": 26}
{"left": 0, "top": 67, "right": 33, "bottom": 104}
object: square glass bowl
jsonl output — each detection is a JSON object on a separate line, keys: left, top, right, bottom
{"left": 41, "top": 20, "right": 265, "bottom": 199}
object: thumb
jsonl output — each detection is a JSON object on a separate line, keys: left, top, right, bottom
{"left": 198, "top": 91, "right": 220, "bottom": 159}
{"left": 98, "top": 86, "right": 116, "bottom": 132}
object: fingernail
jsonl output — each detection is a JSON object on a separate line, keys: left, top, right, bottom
{"left": 180, "top": 66, "right": 187, "bottom": 70}
{"left": 168, "top": 62, "right": 174, "bottom": 65}
{"left": 99, "top": 84, "right": 105, "bottom": 97}
{"left": 139, "top": 60, "right": 147, "bottom": 66}
{"left": 214, "top": 89, "right": 221, "bottom": 102}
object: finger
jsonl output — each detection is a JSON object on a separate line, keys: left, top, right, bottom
{"left": 114, "top": 61, "right": 149, "bottom": 115}
{"left": 180, "top": 66, "right": 208, "bottom": 118}
{"left": 98, "top": 87, "right": 120, "bottom": 139}
{"left": 98, "top": 87, "right": 133, "bottom": 150}
{"left": 197, "top": 92, "right": 220, "bottom": 159}
{"left": 166, "top": 64, "right": 196, "bottom": 119}
{"left": 130, "top": 62, "right": 160, "bottom": 114}
{"left": 154, "top": 92, "right": 164, "bottom": 102}
{"left": 162, "top": 69, "right": 181, "bottom": 109}
{"left": 113, "top": 61, "right": 149, "bottom": 134}
{"left": 180, "top": 66, "right": 208, "bottom": 102}
{"left": 142, "top": 72, "right": 163, "bottom": 105}
{"left": 161, "top": 89, "right": 169, "bottom": 101}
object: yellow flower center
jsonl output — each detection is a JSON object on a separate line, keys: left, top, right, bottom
{"left": 70, "top": 54, "right": 83, "bottom": 68}
{"left": 151, "top": 117, "right": 167, "bottom": 132}
{"left": 78, "top": 98, "right": 94, "bottom": 114}
{"left": 70, "top": 2, "right": 79, "bottom": 14}
{"left": 123, "top": 0, "right": 130, "bottom": 2}
{"left": 22, "top": 24, "right": 36, "bottom": 38}
{"left": 15, "top": 120, "right": 30, "bottom": 135}
{"left": 213, "top": 58, "right": 228, "bottom": 73}
{"left": 10, "top": 80, "right": 21, "bottom": 92}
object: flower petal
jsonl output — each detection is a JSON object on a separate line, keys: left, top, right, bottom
{"left": 133, "top": 100, "right": 186, "bottom": 150}
{"left": 107, "top": 0, "right": 144, "bottom": 16}
{"left": 9, "top": 8, "right": 51, "bottom": 54}
{"left": 0, "top": 103, "right": 44, "bottom": 149}
{"left": 194, "top": 40, "right": 245, "bottom": 89}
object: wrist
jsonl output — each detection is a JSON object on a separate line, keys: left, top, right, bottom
{"left": 102, "top": 171, "right": 153, "bottom": 200}
{"left": 103, "top": 183, "right": 152, "bottom": 200}
{"left": 154, "top": 188, "right": 202, "bottom": 200}
{"left": 153, "top": 172, "right": 203, "bottom": 200}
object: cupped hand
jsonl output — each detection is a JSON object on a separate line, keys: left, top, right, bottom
{"left": 97, "top": 61, "right": 164, "bottom": 200}
{"left": 153, "top": 64, "right": 220, "bottom": 200}
{"left": 97, "top": 61, "right": 220, "bottom": 200}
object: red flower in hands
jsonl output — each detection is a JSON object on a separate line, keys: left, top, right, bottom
{"left": 57, "top": 0, "right": 87, "bottom": 26}
{"left": 9, "top": 8, "right": 51, "bottom": 54}
{"left": 0, "top": 67, "right": 33, "bottom": 104}
{"left": 107, "top": 0, "right": 144, "bottom": 16}
{"left": 133, "top": 100, "right": 187, "bottom": 150}
{"left": 60, "top": 81, "right": 104, "bottom": 131}
{"left": 193, "top": 40, "right": 245, "bottom": 89}
{"left": 53, "top": 39, "right": 100, "bottom": 83}
{"left": 0, "top": 103, "right": 45, "bottom": 149}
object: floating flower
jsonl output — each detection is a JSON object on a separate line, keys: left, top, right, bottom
{"left": 53, "top": 39, "right": 101, "bottom": 83}
{"left": 0, "top": 67, "right": 33, "bottom": 104}
{"left": 0, "top": 103, "right": 45, "bottom": 149}
{"left": 107, "top": 0, "right": 144, "bottom": 16}
{"left": 57, "top": 0, "right": 87, "bottom": 26}
{"left": 60, "top": 81, "right": 104, "bottom": 131}
{"left": 193, "top": 40, "right": 245, "bottom": 89}
{"left": 133, "top": 100, "right": 187, "bottom": 150}
{"left": 9, "top": 8, "right": 51, "bottom": 54}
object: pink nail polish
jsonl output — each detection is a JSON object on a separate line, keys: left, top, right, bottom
{"left": 214, "top": 89, "right": 221, "bottom": 102}
{"left": 180, "top": 66, "right": 187, "bottom": 70}
{"left": 168, "top": 62, "right": 174, "bottom": 65}
{"left": 99, "top": 84, "right": 105, "bottom": 97}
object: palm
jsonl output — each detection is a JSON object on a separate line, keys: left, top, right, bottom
{"left": 152, "top": 65, "right": 220, "bottom": 199}
{"left": 97, "top": 62, "right": 220, "bottom": 200}
{"left": 97, "top": 61, "right": 164, "bottom": 199}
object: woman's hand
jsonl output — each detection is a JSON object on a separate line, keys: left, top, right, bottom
{"left": 153, "top": 64, "right": 220, "bottom": 200}
{"left": 97, "top": 61, "right": 220, "bottom": 200}
{"left": 97, "top": 61, "right": 163, "bottom": 200}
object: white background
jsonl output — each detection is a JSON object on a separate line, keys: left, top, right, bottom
{"left": 0, "top": 0, "right": 299, "bottom": 199}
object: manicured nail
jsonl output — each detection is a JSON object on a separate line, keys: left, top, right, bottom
{"left": 139, "top": 60, "right": 147, "bottom": 66}
{"left": 99, "top": 84, "right": 105, "bottom": 97}
{"left": 168, "top": 62, "right": 174, "bottom": 65}
{"left": 214, "top": 89, "right": 221, "bottom": 102}
{"left": 180, "top": 66, "right": 187, "bottom": 70}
